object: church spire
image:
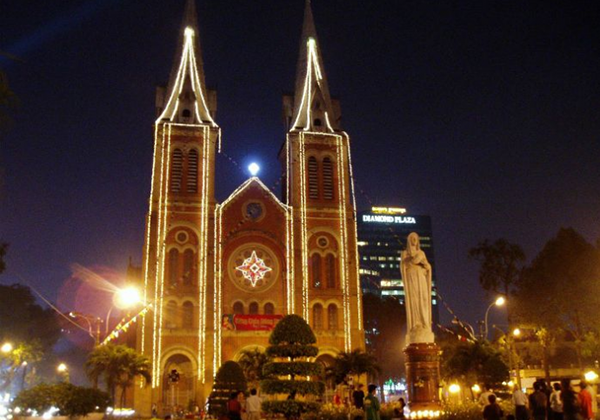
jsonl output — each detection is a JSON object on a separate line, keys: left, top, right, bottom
{"left": 157, "top": 0, "right": 216, "bottom": 125}
{"left": 289, "top": 0, "right": 337, "bottom": 132}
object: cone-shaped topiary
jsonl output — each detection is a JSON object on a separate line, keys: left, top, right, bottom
{"left": 208, "top": 361, "right": 247, "bottom": 416}
{"left": 261, "top": 315, "right": 324, "bottom": 419}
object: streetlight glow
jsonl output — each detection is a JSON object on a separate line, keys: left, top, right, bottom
{"left": 495, "top": 296, "right": 506, "bottom": 306}
{"left": 57, "top": 363, "right": 67, "bottom": 373}
{"left": 449, "top": 383, "right": 460, "bottom": 394}
{"left": 585, "top": 371, "right": 599, "bottom": 382}
{"left": 1, "top": 343, "right": 13, "bottom": 353}
{"left": 471, "top": 384, "right": 481, "bottom": 393}
{"left": 248, "top": 163, "right": 260, "bottom": 176}
{"left": 513, "top": 328, "right": 521, "bottom": 337}
{"left": 114, "top": 286, "right": 141, "bottom": 309}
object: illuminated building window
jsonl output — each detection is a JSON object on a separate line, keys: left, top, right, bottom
{"left": 182, "top": 301, "right": 194, "bottom": 329}
{"left": 166, "top": 301, "right": 177, "bottom": 329}
{"left": 170, "top": 149, "right": 183, "bottom": 193}
{"left": 168, "top": 249, "right": 179, "bottom": 285}
{"left": 308, "top": 156, "right": 319, "bottom": 199}
{"left": 182, "top": 249, "right": 194, "bottom": 285}
{"left": 249, "top": 302, "right": 259, "bottom": 315}
{"left": 322, "top": 157, "right": 334, "bottom": 200}
{"left": 327, "top": 304, "right": 338, "bottom": 330}
{"left": 311, "top": 254, "right": 322, "bottom": 288}
{"left": 313, "top": 304, "right": 323, "bottom": 330}
{"left": 326, "top": 254, "right": 336, "bottom": 288}
{"left": 233, "top": 302, "right": 244, "bottom": 315}
{"left": 186, "top": 149, "right": 198, "bottom": 193}
{"left": 264, "top": 302, "right": 275, "bottom": 315}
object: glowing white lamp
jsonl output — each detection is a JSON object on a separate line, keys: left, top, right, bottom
{"left": 248, "top": 163, "right": 260, "bottom": 177}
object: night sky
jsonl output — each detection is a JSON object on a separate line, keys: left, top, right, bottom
{"left": 2, "top": 0, "right": 600, "bottom": 332}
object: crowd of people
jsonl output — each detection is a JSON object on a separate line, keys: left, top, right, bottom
{"left": 481, "top": 378, "right": 598, "bottom": 420}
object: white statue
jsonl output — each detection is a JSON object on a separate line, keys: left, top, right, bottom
{"left": 401, "top": 232, "right": 434, "bottom": 344}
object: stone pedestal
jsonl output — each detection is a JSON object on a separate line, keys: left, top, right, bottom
{"left": 404, "top": 343, "right": 442, "bottom": 417}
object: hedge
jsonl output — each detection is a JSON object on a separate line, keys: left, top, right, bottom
{"left": 266, "top": 344, "right": 319, "bottom": 359}
{"left": 261, "top": 379, "right": 325, "bottom": 396}
{"left": 263, "top": 361, "right": 323, "bottom": 377}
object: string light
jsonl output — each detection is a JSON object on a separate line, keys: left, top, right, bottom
{"left": 157, "top": 27, "right": 216, "bottom": 126}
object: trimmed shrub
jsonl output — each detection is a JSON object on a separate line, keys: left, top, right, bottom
{"left": 261, "top": 315, "right": 323, "bottom": 419}
{"left": 12, "top": 383, "right": 110, "bottom": 417}
{"left": 208, "top": 361, "right": 247, "bottom": 416}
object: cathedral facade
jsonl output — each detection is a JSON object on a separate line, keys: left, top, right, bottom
{"left": 134, "top": 0, "right": 364, "bottom": 413}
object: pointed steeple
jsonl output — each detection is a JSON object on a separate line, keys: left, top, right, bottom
{"left": 289, "top": 0, "right": 337, "bottom": 132}
{"left": 157, "top": 0, "right": 217, "bottom": 125}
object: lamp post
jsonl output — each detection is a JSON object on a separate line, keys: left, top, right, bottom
{"left": 1, "top": 342, "right": 13, "bottom": 354}
{"left": 483, "top": 297, "right": 506, "bottom": 340}
{"left": 105, "top": 286, "right": 141, "bottom": 336}
{"left": 69, "top": 286, "right": 141, "bottom": 345}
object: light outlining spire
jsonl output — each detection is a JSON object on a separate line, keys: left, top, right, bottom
{"left": 290, "top": 0, "right": 336, "bottom": 132}
{"left": 157, "top": 0, "right": 217, "bottom": 125}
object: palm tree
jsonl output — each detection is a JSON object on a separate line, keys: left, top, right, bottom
{"left": 86, "top": 344, "right": 150, "bottom": 407}
{"left": 237, "top": 348, "right": 271, "bottom": 389}
{"left": 328, "top": 350, "right": 381, "bottom": 385}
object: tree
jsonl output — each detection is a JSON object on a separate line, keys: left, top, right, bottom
{"left": 85, "top": 344, "right": 150, "bottom": 406}
{"left": 363, "top": 294, "right": 405, "bottom": 384}
{"left": 208, "top": 361, "right": 247, "bottom": 417}
{"left": 513, "top": 228, "right": 600, "bottom": 371}
{"left": 327, "top": 349, "right": 381, "bottom": 386}
{"left": 12, "top": 383, "right": 110, "bottom": 417}
{"left": 440, "top": 339, "right": 508, "bottom": 388}
{"left": 0, "top": 284, "right": 61, "bottom": 351}
{"left": 261, "top": 315, "right": 323, "bottom": 419}
{"left": 237, "top": 348, "right": 271, "bottom": 389}
{"left": 0, "top": 243, "right": 7, "bottom": 274}
{"left": 0, "top": 341, "right": 43, "bottom": 392}
{"left": 469, "top": 239, "right": 525, "bottom": 299}
{"left": 0, "top": 69, "right": 18, "bottom": 135}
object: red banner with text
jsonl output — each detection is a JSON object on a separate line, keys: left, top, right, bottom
{"left": 221, "top": 314, "right": 283, "bottom": 331}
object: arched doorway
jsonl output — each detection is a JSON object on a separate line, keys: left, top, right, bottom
{"left": 162, "top": 354, "right": 195, "bottom": 411}
{"left": 316, "top": 354, "right": 337, "bottom": 400}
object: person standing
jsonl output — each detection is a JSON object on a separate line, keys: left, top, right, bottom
{"left": 483, "top": 395, "right": 504, "bottom": 420}
{"left": 579, "top": 380, "right": 593, "bottom": 420}
{"left": 227, "top": 391, "right": 243, "bottom": 420}
{"left": 513, "top": 387, "right": 530, "bottom": 420}
{"left": 480, "top": 385, "right": 497, "bottom": 407}
{"left": 353, "top": 384, "right": 365, "bottom": 409}
{"left": 245, "top": 389, "right": 261, "bottom": 420}
{"left": 550, "top": 383, "right": 563, "bottom": 420}
{"left": 581, "top": 380, "right": 596, "bottom": 420}
{"left": 364, "top": 384, "right": 381, "bottom": 420}
{"left": 561, "top": 379, "right": 580, "bottom": 420}
{"left": 530, "top": 382, "right": 548, "bottom": 420}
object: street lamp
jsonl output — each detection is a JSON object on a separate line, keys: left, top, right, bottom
{"left": 106, "top": 286, "right": 141, "bottom": 336}
{"left": 483, "top": 297, "right": 506, "bottom": 339}
{"left": 1, "top": 342, "right": 13, "bottom": 353}
{"left": 512, "top": 328, "right": 521, "bottom": 337}
{"left": 57, "top": 363, "right": 67, "bottom": 373}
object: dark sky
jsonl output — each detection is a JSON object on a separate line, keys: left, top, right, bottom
{"left": 2, "top": 0, "right": 600, "bottom": 331}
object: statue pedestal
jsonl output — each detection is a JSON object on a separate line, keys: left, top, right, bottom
{"left": 404, "top": 343, "right": 442, "bottom": 418}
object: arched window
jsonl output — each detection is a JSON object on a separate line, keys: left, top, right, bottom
{"left": 313, "top": 304, "right": 323, "bottom": 330}
{"left": 233, "top": 302, "right": 244, "bottom": 315}
{"left": 326, "top": 254, "right": 336, "bottom": 288}
{"left": 171, "top": 149, "right": 183, "bottom": 193}
{"left": 187, "top": 149, "right": 199, "bottom": 193}
{"left": 168, "top": 249, "right": 179, "bottom": 285}
{"left": 322, "top": 157, "right": 334, "bottom": 200}
{"left": 308, "top": 156, "right": 319, "bottom": 199}
{"left": 311, "top": 254, "right": 322, "bottom": 288}
{"left": 182, "top": 249, "right": 194, "bottom": 285}
{"left": 327, "top": 304, "right": 338, "bottom": 330}
{"left": 182, "top": 301, "right": 194, "bottom": 329}
{"left": 264, "top": 303, "right": 275, "bottom": 315}
{"left": 249, "top": 302, "right": 259, "bottom": 315}
{"left": 166, "top": 301, "right": 178, "bottom": 329}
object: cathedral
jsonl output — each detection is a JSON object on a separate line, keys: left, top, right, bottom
{"left": 134, "top": 0, "right": 364, "bottom": 413}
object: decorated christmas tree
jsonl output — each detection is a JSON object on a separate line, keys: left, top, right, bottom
{"left": 208, "top": 361, "right": 247, "bottom": 416}
{"left": 261, "top": 315, "right": 324, "bottom": 419}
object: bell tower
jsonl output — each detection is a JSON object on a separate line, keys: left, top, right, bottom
{"left": 136, "top": 0, "right": 219, "bottom": 414}
{"left": 280, "top": 0, "right": 364, "bottom": 353}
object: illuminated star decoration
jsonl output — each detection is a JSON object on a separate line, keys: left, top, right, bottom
{"left": 236, "top": 251, "right": 272, "bottom": 287}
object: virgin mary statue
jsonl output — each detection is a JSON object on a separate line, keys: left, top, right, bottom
{"left": 401, "top": 232, "right": 434, "bottom": 344}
